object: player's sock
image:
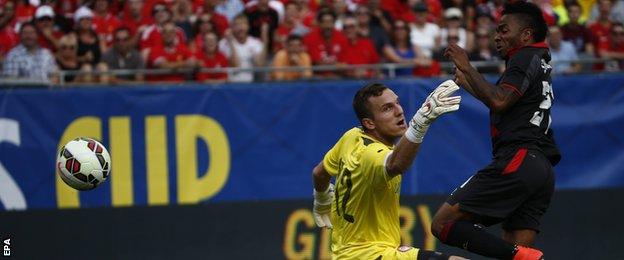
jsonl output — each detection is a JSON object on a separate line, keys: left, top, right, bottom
{"left": 439, "top": 220, "right": 516, "bottom": 259}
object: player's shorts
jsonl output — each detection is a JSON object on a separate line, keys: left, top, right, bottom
{"left": 446, "top": 147, "right": 555, "bottom": 232}
{"left": 375, "top": 246, "right": 419, "bottom": 260}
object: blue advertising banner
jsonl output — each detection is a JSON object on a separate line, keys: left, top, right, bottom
{"left": 1, "top": 74, "right": 623, "bottom": 210}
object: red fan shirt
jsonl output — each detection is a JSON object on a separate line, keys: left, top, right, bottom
{"left": 195, "top": 51, "right": 228, "bottom": 81}
{"left": 147, "top": 44, "right": 193, "bottom": 82}
{"left": 303, "top": 28, "right": 348, "bottom": 64}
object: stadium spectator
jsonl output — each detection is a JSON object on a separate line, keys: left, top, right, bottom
{"left": 380, "top": 0, "right": 414, "bottom": 23}
{"left": 140, "top": 3, "right": 187, "bottom": 59}
{"left": 92, "top": 0, "right": 122, "bottom": 47}
{"left": 338, "top": 16, "right": 380, "bottom": 78}
{"left": 245, "top": 0, "right": 285, "bottom": 22}
{"left": 600, "top": 22, "right": 624, "bottom": 71}
{"left": 440, "top": 8, "right": 474, "bottom": 52}
{"left": 551, "top": 0, "right": 573, "bottom": 26}
{"left": 13, "top": 0, "right": 37, "bottom": 31}
{"left": 0, "top": 3, "right": 19, "bottom": 69}
{"left": 473, "top": 4, "right": 496, "bottom": 33}
{"left": 469, "top": 28, "right": 503, "bottom": 74}
{"left": 382, "top": 19, "right": 432, "bottom": 77}
{"left": 271, "top": 34, "right": 312, "bottom": 81}
{"left": 196, "top": 0, "right": 229, "bottom": 37}
{"left": 548, "top": 25, "right": 581, "bottom": 74}
{"left": 215, "top": 0, "right": 245, "bottom": 22}
{"left": 218, "top": 14, "right": 266, "bottom": 82}
{"left": 303, "top": 8, "right": 348, "bottom": 77}
{"left": 147, "top": 21, "right": 197, "bottom": 82}
{"left": 433, "top": 26, "right": 461, "bottom": 74}
{"left": 245, "top": 0, "right": 279, "bottom": 54}
{"left": 195, "top": 32, "right": 228, "bottom": 82}
{"left": 53, "top": 0, "right": 80, "bottom": 29}
{"left": 171, "top": 0, "right": 195, "bottom": 39}
{"left": 292, "top": 0, "right": 316, "bottom": 27}
{"left": 55, "top": 34, "right": 86, "bottom": 83}
{"left": 3, "top": 22, "right": 59, "bottom": 83}
{"left": 68, "top": 14, "right": 112, "bottom": 84}
{"left": 189, "top": 13, "right": 216, "bottom": 54}
{"left": 561, "top": 2, "right": 594, "bottom": 55}
{"left": 273, "top": 2, "right": 309, "bottom": 53}
{"left": 588, "top": 0, "right": 615, "bottom": 57}
{"left": 535, "top": 0, "right": 558, "bottom": 26}
{"left": 34, "top": 5, "right": 63, "bottom": 51}
{"left": 441, "top": 0, "right": 477, "bottom": 30}
{"left": 332, "top": 0, "right": 350, "bottom": 30}
{"left": 354, "top": 5, "right": 389, "bottom": 54}
{"left": 588, "top": 0, "right": 624, "bottom": 24}
{"left": 366, "top": 0, "right": 392, "bottom": 33}
{"left": 74, "top": 7, "right": 105, "bottom": 72}
{"left": 101, "top": 27, "right": 146, "bottom": 83}
{"left": 120, "top": 0, "right": 152, "bottom": 42}
{"left": 409, "top": 2, "right": 440, "bottom": 58}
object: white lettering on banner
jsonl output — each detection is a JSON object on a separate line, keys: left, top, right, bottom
{"left": 0, "top": 119, "right": 27, "bottom": 210}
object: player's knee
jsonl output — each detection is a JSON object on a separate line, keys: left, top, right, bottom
{"left": 432, "top": 221, "right": 456, "bottom": 243}
{"left": 430, "top": 218, "right": 443, "bottom": 238}
{"left": 431, "top": 203, "right": 467, "bottom": 241}
{"left": 431, "top": 208, "right": 452, "bottom": 238}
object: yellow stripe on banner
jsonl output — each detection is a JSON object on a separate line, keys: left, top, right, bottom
{"left": 56, "top": 117, "right": 102, "bottom": 209}
{"left": 417, "top": 205, "right": 436, "bottom": 250}
{"left": 400, "top": 206, "right": 416, "bottom": 246}
{"left": 175, "top": 115, "right": 230, "bottom": 204}
{"left": 145, "top": 116, "right": 169, "bottom": 205}
{"left": 110, "top": 117, "right": 133, "bottom": 207}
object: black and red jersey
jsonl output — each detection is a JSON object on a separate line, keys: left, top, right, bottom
{"left": 492, "top": 42, "right": 561, "bottom": 165}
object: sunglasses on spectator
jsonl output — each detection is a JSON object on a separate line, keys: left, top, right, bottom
{"left": 612, "top": 30, "right": 624, "bottom": 36}
{"left": 153, "top": 5, "right": 167, "bottom": 13}
{"left": 61, "top": 45, "right": 76, "bottom": 50}
{"left": 394, "top": 22, "right": 407, "bottom": 28}
{"left": 115, "top": 37, "right": 130, "bottom": 41}
{"left": 344, "top": 24, "right": 357, "bottom": 28}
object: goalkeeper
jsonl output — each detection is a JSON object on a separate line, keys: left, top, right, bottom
{"left": 312, "top": 81, "right": 466, "bottom": 260}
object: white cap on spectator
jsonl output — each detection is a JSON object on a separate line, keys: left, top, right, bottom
{"left": 74, "top": 6, "right": 94, "bottom": 22}
{"left": 444, "top": 7, "right": 463, "bottom": 20}
{"left": 35, "top": 5, "right": 55, "bottom": 19}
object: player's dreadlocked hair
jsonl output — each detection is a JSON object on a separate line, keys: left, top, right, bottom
{"left": 353, "top": 83, "right": 388, "bottom": 128}
{"left": 502, "top": 1, "right": 548, "bottom": 42}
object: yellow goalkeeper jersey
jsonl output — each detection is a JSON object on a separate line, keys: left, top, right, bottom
{"left": 322, "top": 127, "right": 404, "bottom": 259}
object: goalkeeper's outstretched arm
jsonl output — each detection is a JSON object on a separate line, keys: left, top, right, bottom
{"left": 386, "top": 80, "right": 461, "bottom": 177}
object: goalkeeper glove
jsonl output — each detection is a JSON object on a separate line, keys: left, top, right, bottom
{"left": 313, "top": 183, "right": 334, "bottom": 228}
{"left": 405, "top": 80, "right": 461, "bottom": 143}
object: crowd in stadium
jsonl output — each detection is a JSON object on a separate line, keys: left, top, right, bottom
{"left": 0, "top": 0, "right": 623, "bottom": 84}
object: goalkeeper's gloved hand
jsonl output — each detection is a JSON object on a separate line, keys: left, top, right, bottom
{"left": 405, "top": 80, "right": 461, "bottom": 143}
{"left": 313, "top": 183, "right": 334, "bottom": 228}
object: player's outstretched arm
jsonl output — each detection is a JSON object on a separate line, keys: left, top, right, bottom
{"left": 386, "top": 80, "right": 461, "bottom": 177}
{"left": 444, "top": 43, "right": 520, "bottom": 113}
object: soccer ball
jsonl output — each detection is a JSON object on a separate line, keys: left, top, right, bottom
{"left": 56, "top": 137, "right": 111, "bottom": 190}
